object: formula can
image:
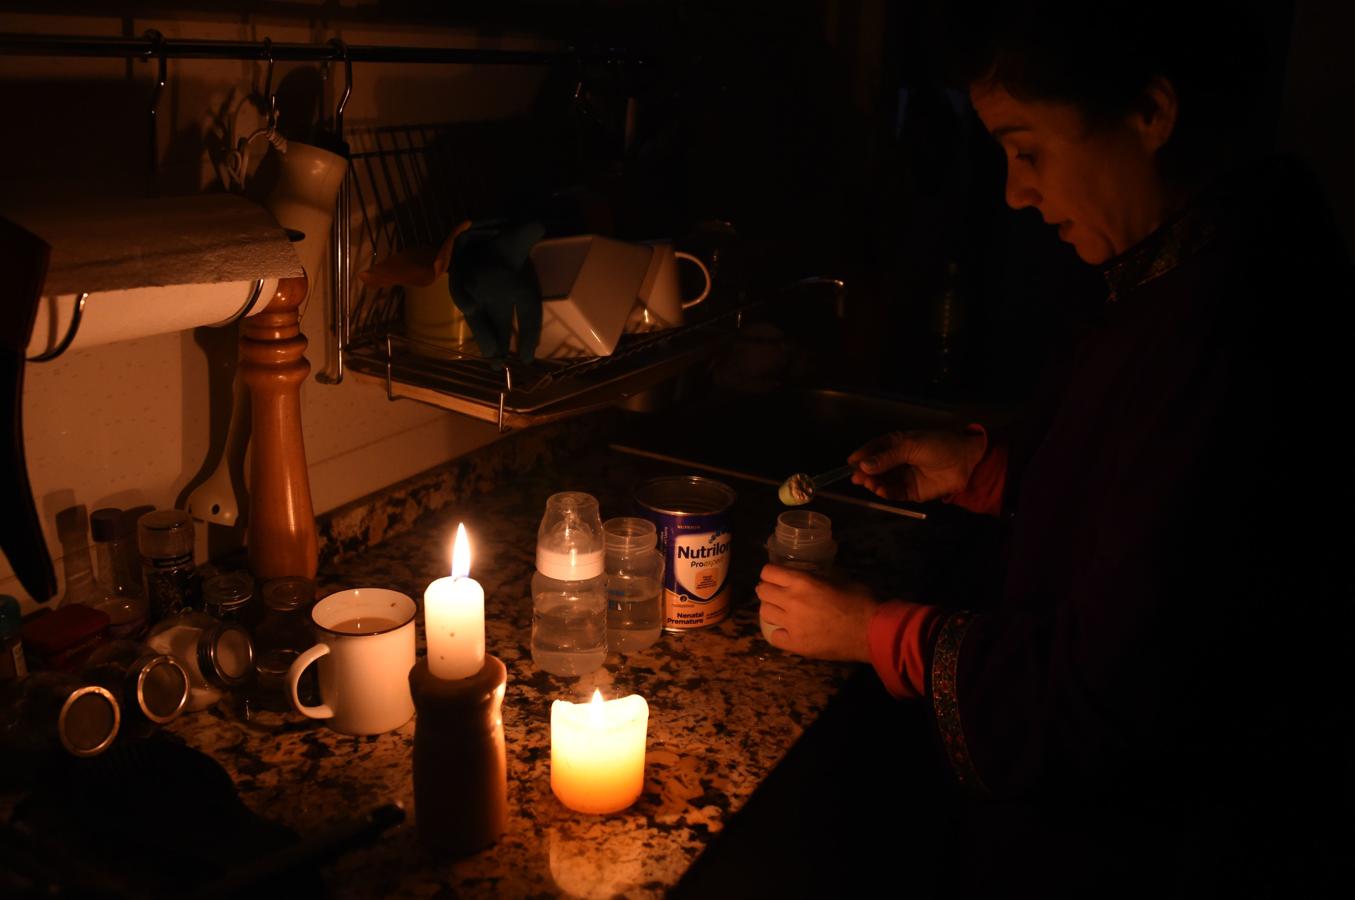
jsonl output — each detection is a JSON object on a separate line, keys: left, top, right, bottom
{"left": 634, "top": 476, "right": 736, "bottom": 632}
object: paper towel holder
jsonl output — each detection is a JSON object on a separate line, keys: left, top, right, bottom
{"left": 26, "top": 292, "right": 87, "bottom": 363}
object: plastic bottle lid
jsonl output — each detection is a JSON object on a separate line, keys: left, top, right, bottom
{"left": 603, "top": 517, "right": 658, "bottom": 553}
{"left": 90, "top": 508, "right": 123, "bottom": 542}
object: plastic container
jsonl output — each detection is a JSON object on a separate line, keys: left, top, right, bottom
{"left": 603, "top": 517, "right": 664, "bottom": 653}
{"left": 531, "top": 492, "right": 607, "bottom": 676}
{"left": 765, "top": 510, "right": 837, "bottom": 573}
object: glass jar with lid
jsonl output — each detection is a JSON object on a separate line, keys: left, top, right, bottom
{"left": 246, "top": 577, "right": 317, "bottom": 713}
{"left": 137, "top": 510, "right": 197, "bottom": 619}
{"left": 82, "top": 639, "right": 190, "bottom": 729}
{"left": 145, "top": 610, "right": 253, "bottom": 712}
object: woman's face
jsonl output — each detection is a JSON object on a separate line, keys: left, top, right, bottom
{"left": 970, "top": 83, "right": 1173, "bottom": 265}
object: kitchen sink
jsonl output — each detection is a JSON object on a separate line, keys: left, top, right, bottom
{"left": 612, "top": 385, "right": 1006, "bottom": 484}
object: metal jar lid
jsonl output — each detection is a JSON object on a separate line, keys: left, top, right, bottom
{"left": 202, "top": 571, "right": 255, "bottom": 619}
{"left": 59, "top": 684, "right": 121, "bottom": 757}
{"left": 131, "top": 653, "right": 191, "bottom": 723}
{"left": 197, "top": 622, "right": 255, "bottom": 688}
{"left": 261, "top": 576, "right": 316, "bottom": 613}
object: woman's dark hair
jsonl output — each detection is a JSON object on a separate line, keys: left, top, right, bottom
{"left": 945, "top": 0, "right": 1269, "bottom": 185}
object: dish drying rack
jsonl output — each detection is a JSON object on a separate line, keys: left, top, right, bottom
{"left": 323, "top": 124, "right": 742, "bottom": 431}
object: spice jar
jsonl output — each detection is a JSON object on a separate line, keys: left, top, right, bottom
{"left": 145, "top": 610, "right": 253, "bottom": 712}
{"left": 82, "top": 639, "right": 189, "bottom": 728}
{"left": 202, "top": 572, "right": 257, "bottom": 626}
{"left": 0, "top": 596, "right": 27, "bottom": 683}
{"left": 137, "top": 509, "right": 197, "bottom": 619}
{"left": 246, "top": 577, "right": 316, "bottom": 713}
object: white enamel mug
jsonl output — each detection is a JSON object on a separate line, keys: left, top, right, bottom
{"left": 287, "top": 588, "right": 416, "bottom": 735}
{"left": 630, "top": 241, "right": 712, "bottom": 331}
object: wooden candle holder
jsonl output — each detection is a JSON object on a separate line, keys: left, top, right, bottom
{"left": 240, "top": 275, "right": 318, "bottom": 581}
{"left": 409, "top": 655, "right": 509, "bottom": 857}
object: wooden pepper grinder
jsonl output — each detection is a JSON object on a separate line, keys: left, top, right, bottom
{"left": 239, "top": 275, "right": 318, "bottom": 581}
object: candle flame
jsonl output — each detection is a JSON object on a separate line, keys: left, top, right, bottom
{"left": 451, "top": 523, "right": 471, "bottom": 579}
{"left": 588, "top": 688, "right": 606, "bottom": 726}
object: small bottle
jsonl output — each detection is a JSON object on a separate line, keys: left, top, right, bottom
{"left": 531, "top": 492, "right": 607, "bottom": 676}
{"left": 0, "top": 595, "right": 27, "bottom": 683}
{"left": 247, "top": 577, "right": 317, "bottom": 713}
{"left": 138, "top": 510, "right": 197, "bottom": 619}
{"left": 89, "top": 508, "right": 150, "bottom": 639}
{"left": 145, "top": 610, "right": 253, "bottom": 712}
{"left": 763, "top": 511, "right": 837, "bottom": 642}
{"left": 603, "top": 518, "right": 664, "bottom": 653}
{"left": 57, "top": 506, "right": 110, "bottom": 610}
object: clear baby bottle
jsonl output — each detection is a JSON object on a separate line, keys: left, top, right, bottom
{"left": 531, "top": 492, "right": 608, "bottom": 676}
{"left": 603, "top": 517, "right": 664, "bottom": 653}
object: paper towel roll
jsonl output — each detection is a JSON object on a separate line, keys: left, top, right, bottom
{"left": 26, "top": 280, "right": 280, "bottom": 356}
{"left": 1, "top": 193, "right": 303, "bottom": 355}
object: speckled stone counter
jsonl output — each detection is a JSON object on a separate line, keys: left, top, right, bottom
{"left": 166, "top": 418, "right": 932, "bottom": 898}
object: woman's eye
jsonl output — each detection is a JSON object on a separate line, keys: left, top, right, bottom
{"left": 1015, "top": 151, "right": 1036, "bottom": 164}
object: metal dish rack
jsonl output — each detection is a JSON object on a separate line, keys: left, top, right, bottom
{"left": 329, "top": 124, "right": 740, "bottom": 431}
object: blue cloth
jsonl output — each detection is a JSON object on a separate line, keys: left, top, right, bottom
{"left": 448, "top": 220, "right": 545, "bottom": 364}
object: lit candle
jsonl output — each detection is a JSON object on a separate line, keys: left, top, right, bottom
{"left": 423, "top": 523, "right": 485, "bottom": 679}
{"left": 550, "top": 689, "right": 649, "bottom": 814}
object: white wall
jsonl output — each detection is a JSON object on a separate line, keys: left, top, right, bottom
{"left": 0, "top": 9, "right": 553, "bottom": 610}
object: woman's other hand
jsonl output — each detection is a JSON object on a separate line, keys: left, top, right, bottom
{"left": 756, "top": 565, "right": 878, "bottom": 662}
{"left": 847, "top": 428, "right": 986, "bottom": 502}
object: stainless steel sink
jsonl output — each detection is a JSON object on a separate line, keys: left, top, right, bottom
{"left": 613, "top": 385, "right": 997, "bottom": 486}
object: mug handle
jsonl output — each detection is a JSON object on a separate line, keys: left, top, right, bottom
{"left": 675, "top": 252, "right": 712, "bottom": 309}
{"left": 288, "top": 643, "right": 335, "bottom": 720}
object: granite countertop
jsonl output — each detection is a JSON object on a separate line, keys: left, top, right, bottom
{"left": 163, "top": 421, "right": 933, "bottom": 898}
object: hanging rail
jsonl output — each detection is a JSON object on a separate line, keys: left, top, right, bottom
{"left": 0, "top": 33, "right": 637, "bottom": 66}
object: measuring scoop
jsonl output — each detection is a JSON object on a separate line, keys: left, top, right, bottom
{"left": 778, "top": 465, "right": 854, "bottom": 506}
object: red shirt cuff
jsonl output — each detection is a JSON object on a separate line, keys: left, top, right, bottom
{"left": 868, "top": 599, "right": 944, "bottom": 700}
{"left": 946, "top": 424, "right": 1008, "bottom": 517}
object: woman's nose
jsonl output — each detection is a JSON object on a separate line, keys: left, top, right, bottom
{"left": 1005, "top": 169, "right": 1040, "bottom": 211}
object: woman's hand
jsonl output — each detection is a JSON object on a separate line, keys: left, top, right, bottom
{"left": 756, "top": 565, "right": 878, "bottom": 662}
{"left": 847, "top": 428, "right": 986, "bottom": 503}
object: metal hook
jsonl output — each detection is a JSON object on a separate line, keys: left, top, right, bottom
{"left": 144, "top": 29, "right": 167, "bottom": 195}
{"left": 28, "top": 293, "right": 88, "bottom": 363}
{"left": 329, "top": 38, "right": 352, "bottom": 141}
{"left": 260, "top": 37, "right": 275, "bottom": 115}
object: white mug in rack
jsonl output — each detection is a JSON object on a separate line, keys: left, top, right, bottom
{"left": 263, "top": 141, "right": 348, "bottom": 296}
{"left": 287, "top": 587, "right": 416, "bottom": 736}
{"left": 628, "top": 241, "right": 712, "bottom": 332}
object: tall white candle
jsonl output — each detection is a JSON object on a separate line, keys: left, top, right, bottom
{"left": 423, "top": 523, "right": 485, "bottom": 679}
{"left": 551, "top": 689, "right": 649, "bottom": 814}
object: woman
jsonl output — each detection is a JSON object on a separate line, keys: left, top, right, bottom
{"left": 756, "top": 3, "right": 1350, "bottom": 893}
